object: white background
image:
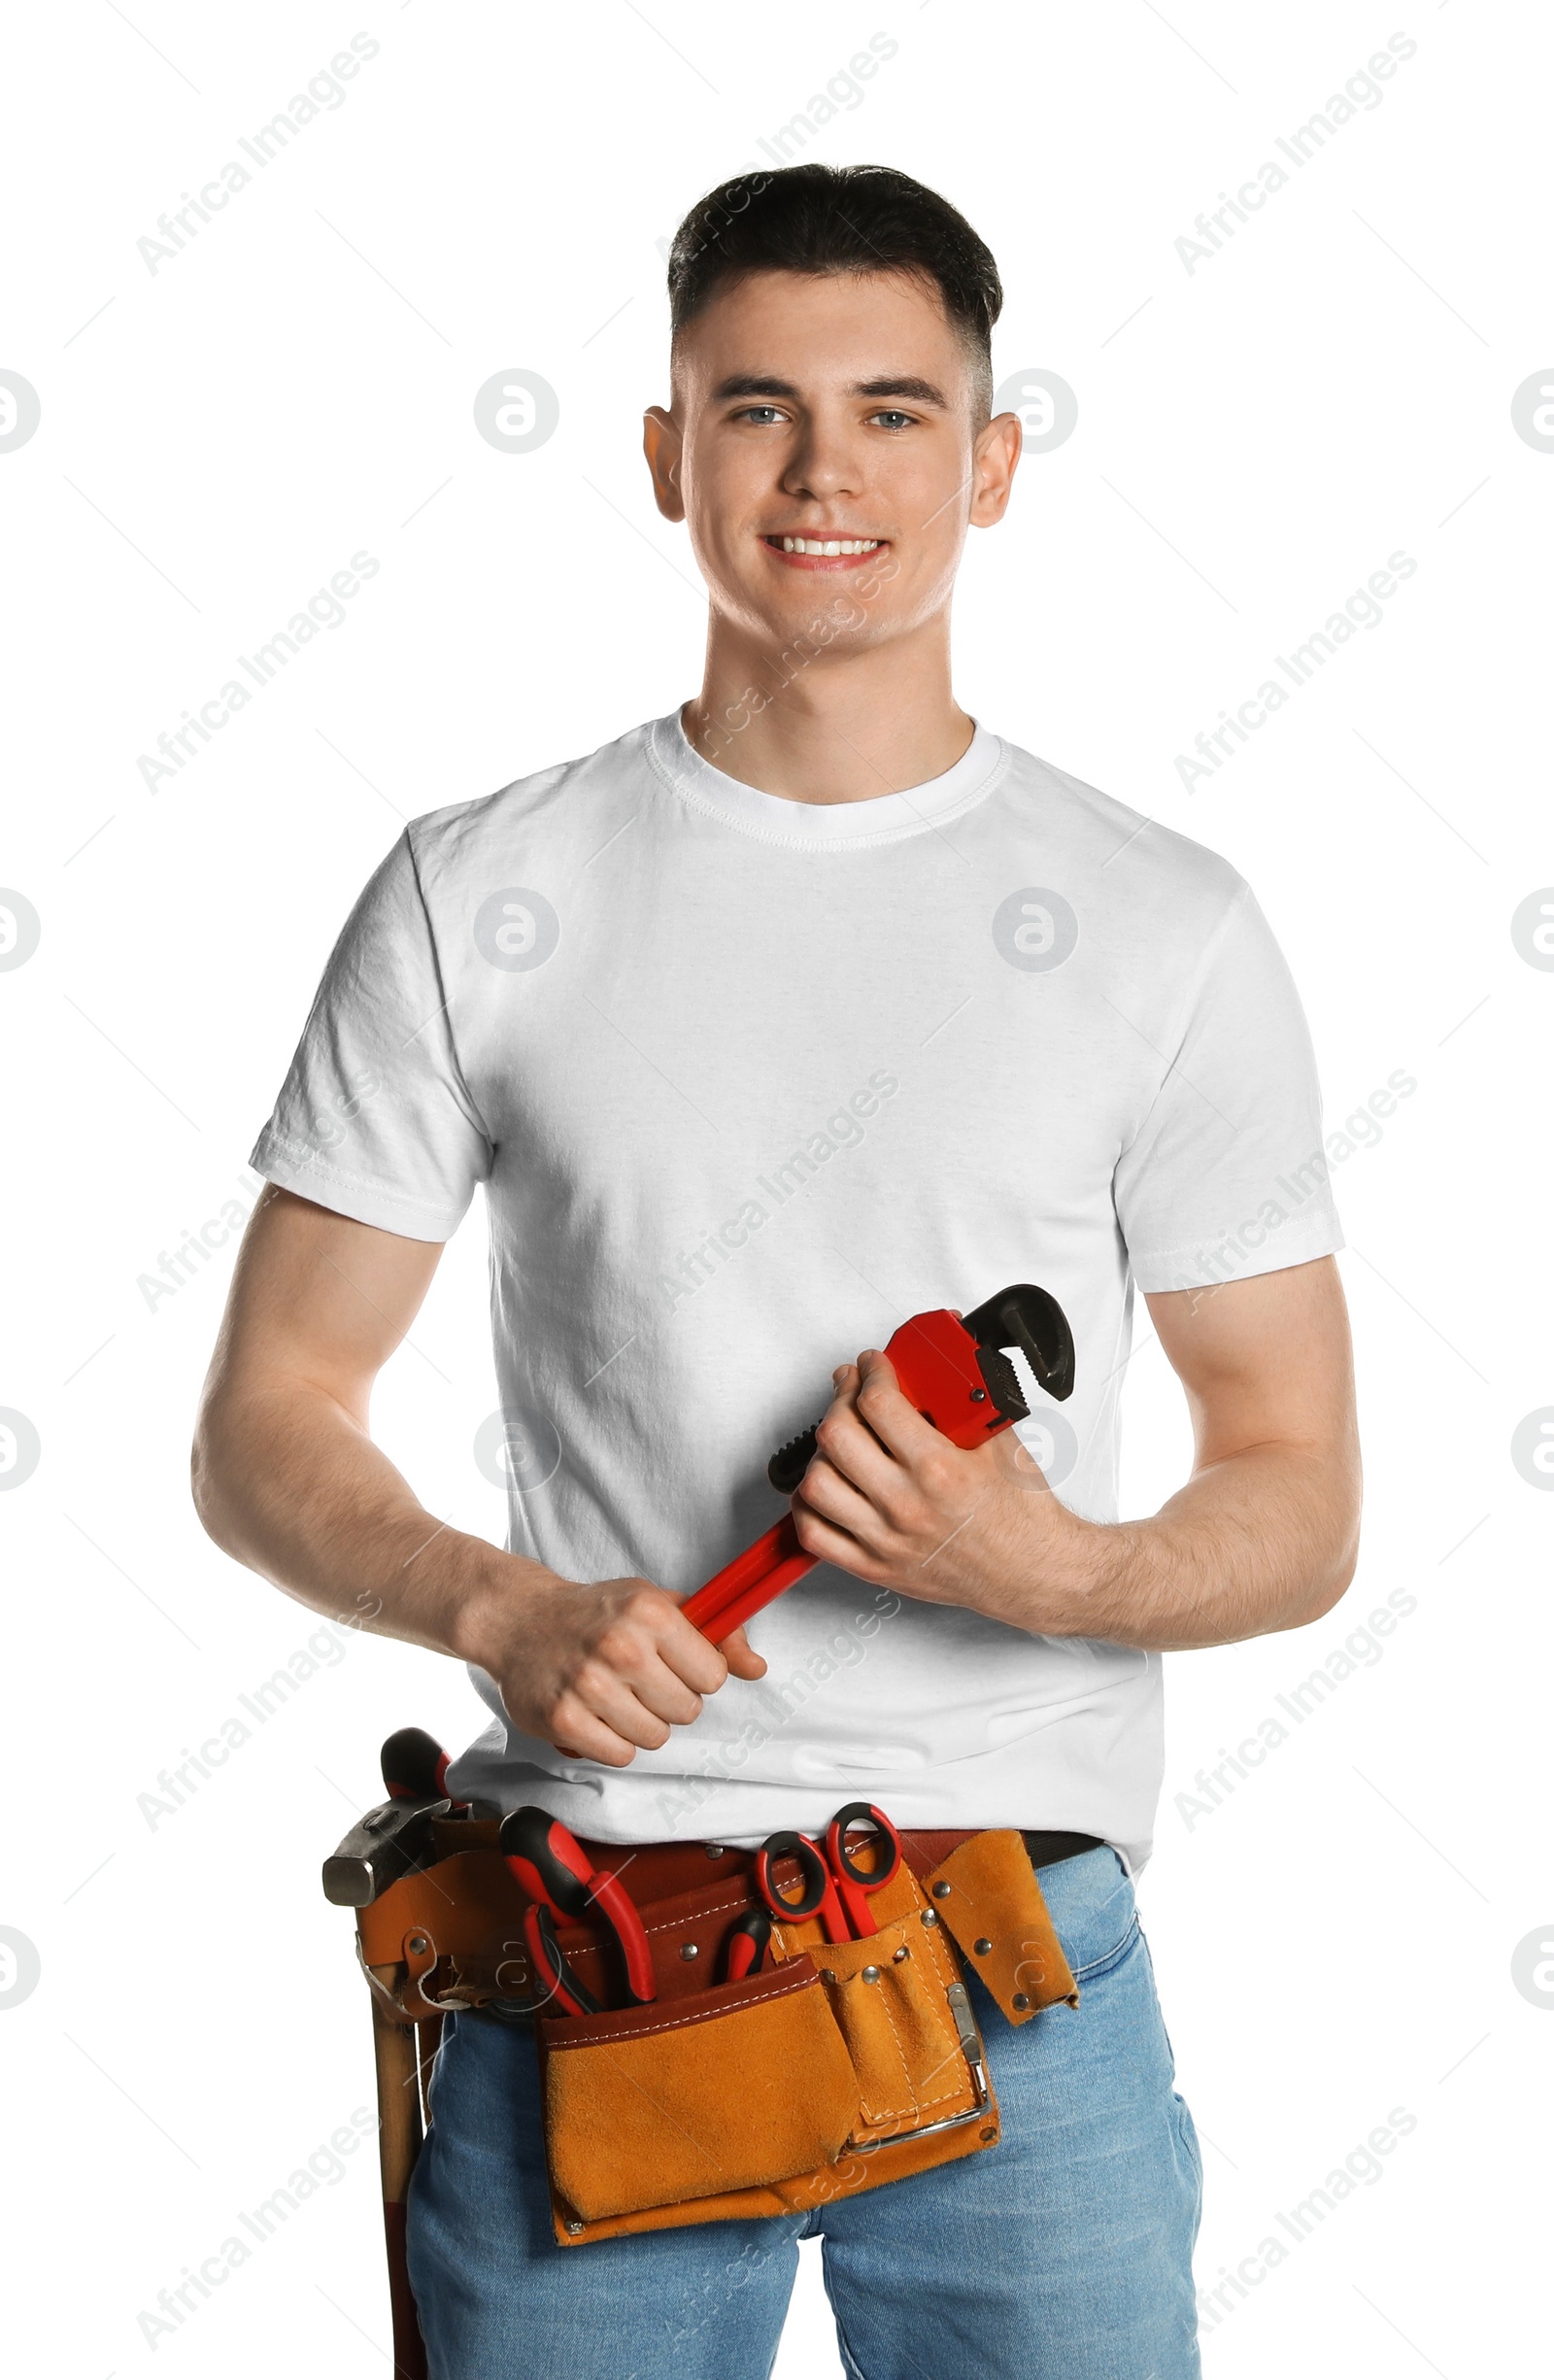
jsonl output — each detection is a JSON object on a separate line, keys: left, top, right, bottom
{"left": 2, "top": 2, "right": 1550, "bottom": 2372}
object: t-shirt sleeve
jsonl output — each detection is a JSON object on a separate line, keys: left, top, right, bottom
{"left": 249, "top": 830, "right": 492, "bottom": 1241}
{"left": 1113, "top": 879, "right": 1343, "bottom": 1294}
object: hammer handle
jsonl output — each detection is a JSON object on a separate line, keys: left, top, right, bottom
{"left": 371, "top": 1995, "right": 429, "bottom": 2380}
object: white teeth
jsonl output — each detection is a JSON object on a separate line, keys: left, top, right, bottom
{"left": 778, "top": 537, "right": 880, "bottom": 556}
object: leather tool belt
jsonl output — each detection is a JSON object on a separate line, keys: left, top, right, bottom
{"left": 353, "top": 1815, "right": 1086, "bottom": 2248}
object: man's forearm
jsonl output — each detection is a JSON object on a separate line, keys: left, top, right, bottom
{"left": 792, "top": 1342, "right": 1363, "bottom": 1654}
{"left": 193, "top": 1375, "right": 764, "bottom": 1764}
{"left": 1008, "top": 1439, "right": 1362, "bottom": 1652}
{"left": 191, "top": 1380, "right": 530, "bottom": 1664}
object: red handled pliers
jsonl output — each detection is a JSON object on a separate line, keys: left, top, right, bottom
{"left": 499, "top": 1807, "right": 657, "bottom": 2015}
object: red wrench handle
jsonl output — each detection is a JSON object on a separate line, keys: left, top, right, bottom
{"left": 681, "top": 1513, "right": 815, "bottom": 1643}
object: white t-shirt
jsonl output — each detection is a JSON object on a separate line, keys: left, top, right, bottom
{"left": 251, "top": 708, "right": 1343, "bottom": 1868}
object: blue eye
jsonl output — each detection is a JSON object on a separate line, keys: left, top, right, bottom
{"left": 871, "top": 411, "right": 914, "bottom": 430}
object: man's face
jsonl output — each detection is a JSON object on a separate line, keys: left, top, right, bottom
{"left": 645, "top": 268, "right": 1018, "bottom": 655}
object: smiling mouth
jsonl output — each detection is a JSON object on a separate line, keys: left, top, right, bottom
{"left": 760, "top": 534, "right": 888, "bottom": 569}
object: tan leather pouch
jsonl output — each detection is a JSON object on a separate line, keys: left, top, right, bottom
{"left": 762, "top": 1856, "right": 992, "bottom": 2149}
{"left": 543, "top": 1851, "right": 1009, "bottom": 2246}
{"left": 539, "top": 1956, "right": 858, "bottom": 2225}
{"left": 918, "top": 1828, "right": 1080, "bottom": 2022}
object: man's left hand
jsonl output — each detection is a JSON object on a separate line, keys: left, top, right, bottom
{"left": 789, "top": 1346, "right": 1087, "bottom": 1629}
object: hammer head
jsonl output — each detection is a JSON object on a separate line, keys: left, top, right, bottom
{"left": 321, "top": 1792, "right": 452, "bottom": 1908}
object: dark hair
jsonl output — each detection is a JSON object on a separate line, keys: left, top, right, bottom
{"left": 667, "top": 164, "right": 1002, "bottom": 423}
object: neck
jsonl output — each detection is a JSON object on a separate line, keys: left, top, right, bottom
{"left": 682, "top": 609, "right": 972, "bottom": 805}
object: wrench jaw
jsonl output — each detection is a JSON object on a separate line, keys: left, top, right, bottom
{"left": 972, "top": 1342, "right": 1029, "bottom": 1423}
{"left": 960, "top": 1283, "right": 1077, "bottom": 1407}
{"left": 764, "top": 1283, "right": 1075, "bottom": 1493}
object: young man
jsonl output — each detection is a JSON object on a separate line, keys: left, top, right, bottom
{"left": 194, "top": 164, "right": 1359, "bottom": 2378}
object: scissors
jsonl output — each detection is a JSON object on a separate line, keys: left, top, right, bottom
{"left": 755, "top": 1801, "right": 902, "bottom": 1942}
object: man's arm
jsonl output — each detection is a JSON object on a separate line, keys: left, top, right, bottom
{"left": 787, "top": 1255, "right": 1361, "bottom": 1649}
{"left": 191, "top": 1186, "right": 762, "bottom": 1767}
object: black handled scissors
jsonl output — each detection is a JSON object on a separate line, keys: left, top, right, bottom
{"left": 755, "top": 1801, "right": 901, "bottom": 1942}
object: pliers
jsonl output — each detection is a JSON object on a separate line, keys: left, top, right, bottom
{"left": 498, "top": 1807, "right": 657, "bottom": 2016}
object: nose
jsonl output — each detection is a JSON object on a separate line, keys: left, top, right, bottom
{"left": 780, "top": 411, "right": 863, "bottom": 505}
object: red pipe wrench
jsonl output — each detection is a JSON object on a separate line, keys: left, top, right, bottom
{"left": 682, "top": 1282, "right": 1074, "bottom": 1644}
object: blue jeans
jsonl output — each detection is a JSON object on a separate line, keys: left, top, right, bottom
{"left": 406, "top": 1848, "right": 1202, "bottom": 2379}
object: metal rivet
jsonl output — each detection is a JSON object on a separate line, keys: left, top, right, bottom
{"left": 407, "top": 1934, "right": 429, "bottom": 1955}
{"left": 565, "top": 2219, "right": 585, "bottom": 2234}
{"left": 680, "top": 1943, "right": 698, "bottom": 1960}
{"left": 920, "top": 1909, "right": 939, "bottom": 1927}
{"left": 974, "top": 1937, "right": 993, "bottom": 1956}
{"left": 980, "top": 2126, "right": 997, "bottom": 2143}
{"left": 861, "top": 1966, "right": 881, "bottom": 1984}
{"left": 893, "top": 1946, "right": 911, "bottom": 1963}
{"left": 821, "top": 1968, "right": 836, "bottom": 1985}
{"left": 1012, "top": 1992, "right": 1030, "bottom": 2011}
{"left": 931, "top": 1882, "right": 951, "bottom": 1899}
{"left": 970, "top": 1388, "right": 987, "bottom": 1402}
{"left": 704, "top": 1845, "right": 726, "bottom": 1858}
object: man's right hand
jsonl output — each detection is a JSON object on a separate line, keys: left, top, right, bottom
{"left": 460, "top": 1568, "right": 768, "bottom": 1769}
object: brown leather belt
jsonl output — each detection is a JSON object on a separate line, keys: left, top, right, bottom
{"left": 361, "top": 1819, "right": 1104, "bottom": 2033}
{"left": 536, "top": 1826, "right": 1104, "bottom": 1910}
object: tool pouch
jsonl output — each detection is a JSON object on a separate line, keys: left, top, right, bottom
{"left": 531, "top": 1831, "right": 1077, "bottom": 2247}
{"left": 538, "top": 1955, "right": 857, "bottom": 2226}
{"left": 351, "top": 1819, "right": 1078, "bottom": 2246}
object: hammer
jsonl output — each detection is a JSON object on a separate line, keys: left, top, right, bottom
{"left": 321, "top": 1727, "right": 461, "bottom": 1907}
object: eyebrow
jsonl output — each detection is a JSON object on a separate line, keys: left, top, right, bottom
{"left": 711, "top": 373, "right": 950, "bottom": 409}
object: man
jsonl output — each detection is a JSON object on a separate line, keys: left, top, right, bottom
{"left": 193, "top": 163, "right": 1359, "bottom": 2378}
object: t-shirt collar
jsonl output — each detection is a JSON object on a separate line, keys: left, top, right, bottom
{"left": 647, "top": 705, "right": 1006, "bottom": 850}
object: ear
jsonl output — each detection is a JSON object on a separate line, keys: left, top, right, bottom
{"left": 968, "top": 410, "right": 1022, "bottom": 529}
{"left": 642, "top": 407, "right": 686, "bottom": 524}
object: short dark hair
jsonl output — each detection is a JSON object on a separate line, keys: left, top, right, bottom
{"left": 667, "top": 164, "right": 1002, "bottom": 424}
